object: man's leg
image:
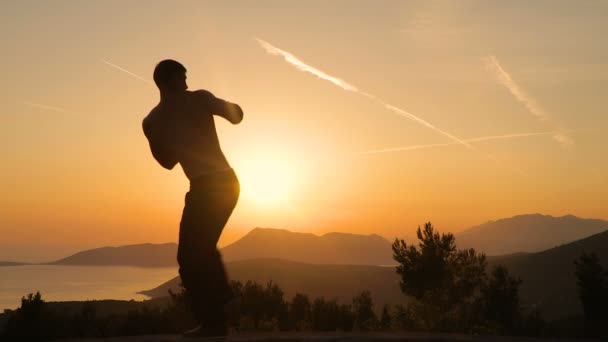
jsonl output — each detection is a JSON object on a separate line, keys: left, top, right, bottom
{"left": 177, "top": 177, "right": 239, "bottom": 333}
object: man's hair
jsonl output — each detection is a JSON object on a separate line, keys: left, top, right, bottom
{"left": 153, "top": 59, "right": 186, "bottom": 89}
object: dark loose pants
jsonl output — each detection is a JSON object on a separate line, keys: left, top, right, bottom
{"left": 177, "top": 169, "right": 239, "bottom": 327}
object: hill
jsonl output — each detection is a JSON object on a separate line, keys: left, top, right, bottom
{"left": 487, "top": 229, "right": 608, "bottom": 319}
{"left": 221, "top": 228, "right": 394, "bottom": 265}
{"left": 45, "top": 229, "right": 394, "bottom": 267}
{"left": 142, "top": 230, "right": 608, "bottom": 319}
{"left": 0, "top": 262, "right": 29, "bottom": 267}
{"left": 12, "top": 214, "right": 608, "bottom": 267}
{"left": 50, "top": 243, "right": 178, "bottom": 267}
{"left": 456, "top": 214, "right": 608, "bottom": 255}
{"left": 139, "top": 258, "right": 405, "bottom": 310}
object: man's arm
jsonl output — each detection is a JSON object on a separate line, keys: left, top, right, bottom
{"left": 148, "top": 139, "right": 178, "bottom": 170}
{"left": 196, "top": 90, "right": 244, "bottom": 124}
{"left": 142, "top": 119, "right": 178, "bottom": 170}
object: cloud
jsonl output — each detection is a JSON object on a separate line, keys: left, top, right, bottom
{"left": 552, "top": 133, "right": 574, "bottom": 146}
{"left": 483, "top": 55, "right": 573, "bottom": 146}
{"left": 100, "top": 59, "right": 154, "bottom": 86}
{"left": 22, "top": 102, "right": 77, "bottom": 115}
{"left": 360, "top": 131, "right": 561, "bottom": 155}
{"left": 257, "top": 38, "right": 491, "bottom": 159}
{"left": 483, "top": 56, "right": 549, "bottom": 122}
{"left": 256, "top": 39, "right": 359, "bottom": 92}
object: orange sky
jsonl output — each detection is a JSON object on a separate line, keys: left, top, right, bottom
{"left": 1, "top": 1, "right": 607, "bottom": 262}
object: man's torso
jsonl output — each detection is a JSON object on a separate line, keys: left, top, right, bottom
{"left": 143, "top": 91, "right": 231, "bottom": 180}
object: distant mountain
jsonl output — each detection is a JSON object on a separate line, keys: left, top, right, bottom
{"left": 456, "top": 214, "right": 608, "bottom": 255}
{"left": 142, "top": 230, "right": 608, "bottom": 319}
{"left": 0, "top": 261, "right": 29, "bottom": 267}
{"left": 139, "top": 258, "right": 406, "bottom": 310}
{"left": 51, "top": 243, "right": 178, "bottom": 267}
{"left": 488, "top": 229, "right": 608, "bottom": 319}
{"left": 45, "top": 228, "right": 394, "bottom": 267}
{"left": 221, "top": 228, "right": 395, "bottom": 265}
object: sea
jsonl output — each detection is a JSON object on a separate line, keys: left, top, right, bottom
{"left": 0, "top": 265, "right": 178, "bottom": 311}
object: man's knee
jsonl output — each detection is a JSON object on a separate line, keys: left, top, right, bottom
{"left": 178, "top": 246, "right": 222, "bottom": 268}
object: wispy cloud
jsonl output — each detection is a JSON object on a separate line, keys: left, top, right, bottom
{"left": 483, "top": 56, "right": 548, "bottom": 122}
{"left": 257, "top": 38, "right": 489, "bottom": 158}
{"left": 483, "top": 55, "right": 573, "bottom": 146}
{"left": 22, "top": 102, "right": 77, "bottom": 115}
{"left": 100, "top": 59, "right": 154, "bottom": 86}
{"left": 257, "top": 39, "right": 359, "bottom": 92}
{"left": 360, "top": 131, "right": 561, "bottom": 155}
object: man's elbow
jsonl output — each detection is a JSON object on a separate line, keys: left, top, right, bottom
{"left": 152, "top": 153, "right": 178, "bottom": 170}
{"left": 159, "top": 160, "right": 178, "bottom": 170}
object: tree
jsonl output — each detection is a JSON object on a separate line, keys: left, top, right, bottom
{"left": 288, "top": 293, "right": 311, "bottom": 330}
{"left": 238, "top": 280, "right": 288, "bottom": 330}
{"left": 352, "top": 290, "right": 377, "bottom": 331}
{"left": 3, "top": 291, "right": 57, "bottom": 339}
{"left": 392, "top": 222, "right": 486, "bottom": 313}
{"left": 574, "top": 253, "right": 608, "bottom": 321}
{"left": 477, "top": 265, "right": 522, "bottom": 333}
{"left": 311, "top": 297, "right": 338, "bottom": 331}
{"left": 574, "top": 253, "right": 608, "bottom": 339}
{"left": 380, "top": 304, "right": 392, "bottom": 330}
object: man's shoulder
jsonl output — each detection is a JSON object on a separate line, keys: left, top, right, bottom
{"left": 189, "top": 89, "right": 216, "bottom": 102}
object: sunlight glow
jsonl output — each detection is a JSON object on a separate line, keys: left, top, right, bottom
{"left": 238, "top": 158, "right": 296, "bottom": 206}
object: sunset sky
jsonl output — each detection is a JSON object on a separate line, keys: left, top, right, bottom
{"left": 1, "top": 1, "right": 607, "bottom": 262}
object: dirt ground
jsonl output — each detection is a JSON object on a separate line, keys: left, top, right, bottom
{"left": 58, "top": 331, "right": 589, "bottom": 342}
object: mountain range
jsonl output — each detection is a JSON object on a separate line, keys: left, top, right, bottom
{"left": 3, "top": 214, "right": 608, "bottom": 318}
{"left": 49, "top": 243, "right": 178, "bottom": 268}
{"left": 141, "top": 229, "right": 608, "bottom": 319}
{"left": 456, "top": 213, "right": 608, "bottom": 255}
{"left": 488, "top": 229, "right": 608, "bottom": 318}
{"left": 221, "top": 228, "right": 394, "bottom": 265}
{"left": 139, "top": 258, "right": 406, "bottom": 311}
{"left": 2, "top": 214, "right": 606, "bottom": 267}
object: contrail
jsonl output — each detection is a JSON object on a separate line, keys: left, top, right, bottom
{"left": 360, "top": 131, "right": 561, "bottom": 155}
{"left": 100, "top": 59, "right": 154, "bottom": 86}
{"left": 483, "top": 55, "right": 573, "bottom": 146}
{"left": 257, "top": 39, "right": 359, "bottom": 92}
{"left": 22, "top": 101, "right": 77, "bottom": 115}
{"left": 257, "top": 38, "right": 482, "bottom": 156}
{"left": 483, "top": 56, "right": 548, "bottom": 122}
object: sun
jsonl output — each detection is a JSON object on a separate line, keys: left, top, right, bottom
{"left": 237, "top": 158, "right": 295, "bottom": 206}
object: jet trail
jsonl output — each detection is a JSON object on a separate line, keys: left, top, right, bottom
{"left": 483, "top": 55, "right": 573, "bottom": 146}
{"left": 257, "top": 38, "right": 482, "bottom": 155}
{"left": 257, "top": 39, "right": 359, "bottom": 92}
{"left": 22, "top": 102, "right": 77, "bottom": 115}
{"left": 483, "top": 56, "right": 548, "bottom": 122}
{"left": 100, "top": 59, "right": 154, "bottom": 86}
{"left": 360, "top": 131, "right": 560, "bottom": 155}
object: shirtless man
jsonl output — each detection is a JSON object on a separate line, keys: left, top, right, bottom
{"left": 142, "top": 59, "right": 243, "bottom": 338}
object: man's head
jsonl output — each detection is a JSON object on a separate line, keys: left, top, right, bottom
{"left": 153, "top": 59, "right": 188, "bottom": 92}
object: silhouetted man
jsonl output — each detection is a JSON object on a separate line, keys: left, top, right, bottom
{"left": 142, "top": 59, "right": 243, "bottom": 338}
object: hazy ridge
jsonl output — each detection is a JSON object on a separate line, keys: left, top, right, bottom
{"left": 48, "top": 243, "right": 178, "bottom": 268}
{"left": 221, "top": 228, "right": 394, "bottom": 265}
{"left": 140, "top": 227, "right": 608, "bottom": 319}
{"left": 139, "top": 258, "right": 406, "bottom": 310}
{"left": 3, "top": 214, "right": 608, "bottom": 318}
{"left": 5, "top": 214, "right": 605, "bottom": 267}
{"left": 456, "top": 213, "right": 608, "bottom": 255}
